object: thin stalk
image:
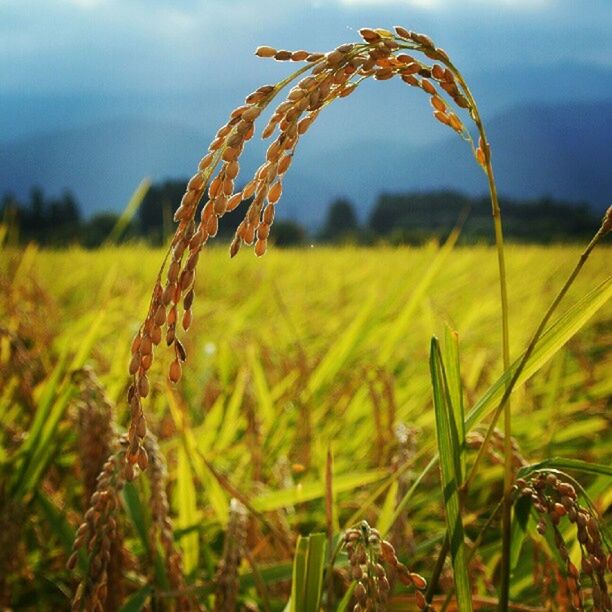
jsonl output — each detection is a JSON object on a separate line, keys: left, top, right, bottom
{"left": 424, "top": 210, "right": 610, "bottom": 603}
{"left": 432, "top": 54, "right": 514, "bottom": 608}
{"left": 440, "top": 498, "right": 504, "bottom": 611}
{"left": 482, "top": 154, "right": 513, "bottom": 610}
{"left": 465, "top": 212, "right": 610, "bottom": 492}
{"left": 462, "top": 213, "right": 610, "bottom": 603}
{"left": 424, "top": 534, "right": 449, "bottom": 606}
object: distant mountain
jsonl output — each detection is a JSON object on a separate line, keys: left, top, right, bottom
{"left": 2, "top": 61, "right": 611, "bottom": 146}
{"left": 302, "top": 99, "right": 612, "bottom": 219}
{"left": 0, "top": 100, "right": 610, "bottom": 227}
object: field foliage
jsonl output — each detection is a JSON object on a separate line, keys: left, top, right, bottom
{"left": 1, "top": 241, "right": 610, "bottom": 609}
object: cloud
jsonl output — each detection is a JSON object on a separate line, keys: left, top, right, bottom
{"left": 337, "top": 0, "right": 552, "bottom": 9}
{"left": 61, "top": 0, "right": 108, "bottom": 8}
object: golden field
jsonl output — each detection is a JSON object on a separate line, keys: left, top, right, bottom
{"left": 1, "top": 242, "right": 610, "bottom": 610}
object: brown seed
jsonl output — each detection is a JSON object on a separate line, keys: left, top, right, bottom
{"left": 454, "top": 94, "right": 470, "bottom": 109}
{"left": 359, "top": 28, "right": 380, "bottom": 42}
{"left": 216, "top": 124, "right": 232, "bottom": 138}
{"left": 227, "top": 193, "right": 243, "bottom": 211}
{"left": 198, "top": 152, "right": 214, "bottom": 170}
{"left": 175, "top": 339, "right": 187, "bottom": 362}
{"left": 128, "top": 353, "right": 140, "bottom": 376}
{"left": 222, "top": 146, "right": 239, "bottom": 162}
{"left": 182, "top": 309, "right": 192, "bottom": 331}
{"left": 410, "top": 573, "right": 427, "bottom": 590}
{"left": 130, "top": 334, "right": 141, "bottom": 354}
{"left": 557, "top": 482, "right": 576, "bottom": 498}
{"left": 245, "top": 91, "right": 265, "bottom": 104}
{"left": 263, "top": 204, "right": 275, "bottom": 225}
{"left": 223, "top": 177, "right": 234, "bottom": 196}
{"left": 167, "top": 260, "right": 180, "bottom": 283}
{"left": 476, "top": 147, "right": 486, "bottom": 167}
{"left": 291, "top": 50, "right": 309, "bottom": 61}
{"left": 229, "top": 236, "right": 241, "bottom": 258}
{"left": 278, "top": 155, "right": 292, "bottom": 174}
{"left": 266, "top": 141, "right": 282, "bottom": 162}
{"left": 255, "top": 45, "right": 276, "bottom": 58}
{"left": 179, "top": 269, "right": 194, "bottom": 291}
{"left": 374, "top": 68, "right": 394, "bottom": 80}
{"left": 432, "top": 64, "right": 445, "bottom": 80}
{"left": 141, "top": 354, "right": 152, "bottom": 371}
{"left": 257, "top": 224, "right": 270, "bottom": 240}
{"left": 207, "top": 214, "right": 219, "bottom": 237}
{"left": 137, "top": 447, "right": 148, "bottom": 470}
{"left": 380, "top": 541, "right": 397, "bottom": 564}
{"left": 267, "top": 181, "right": 283, "bottom": 204}
{"left": 168, "top": 359, "right": 182, "bottom": 384}
{"left": 400, "top": 63, "right": 421, "bottom": 76}
{"left": 187, "top": 172, "right": 204, "bottom": 190}
{"left": 288, "top": 87, "right": 306, "bottom": 101}
{"left": 226, "top": 160, "right": 239, "bottom": 180}
{"left": 186, "top": 250, "right": 199, "bottom": 271}
{"left": 150, "top": 326, "right": 162, "bottom": 345}
{"left": 401, "top": 74, "right": 419, "bottom": 86}
{"left": 138, "top": 375, "right": 149, "bottom": 398}
{"left": 431, "top": 95, "right": 446, "bottom": 112}
{"left": 227, "top": 132, "right": 243, "bottom": 148}
{"left": 306, "top": 52, "right": 324, "bottom": 62}
{"left": 434, "top": 110, "right": 450, "bottom": 126}
{"left": 257, "top": 84, "right": 275, "bottom": 95}
{"left": 244, "top": 224, "right": 256, "bottom": 245}
{"left": 421, "top": 79, "right": 436, "bottom": 95}
{"left": 394, "top": 25, "right": 411, "bottom": 39}
{"left": 354, "top": 582, "right": 367, "bottom": 602}
{"left": 274, "top": 50, "right": 292, "bottom": 61}
{"left": 298, "top": 116, "right": 314, "bottom": 135}
{"left": 67, "top": 551, "right": 79, "bottom": 571}
{"left": 413, "top": 32, "right": 435, "bottom": 48}
{"left": 448, "top": 113, "right": 463, "bottom": 132}
{"left": 208, "top": 176, "right": 222, "bottom": 198}
{"left": 326, "top": 50, "right": 344, "bottom": 66}
{"left": 214, "top": 195, "right": 228, "bottom": 215}
{"left": 209, "top": 136, "right": 224, "bottom": 151}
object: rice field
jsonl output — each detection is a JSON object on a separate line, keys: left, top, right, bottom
{"left": 1, "top": 241, "right": 610, "bottom": 610}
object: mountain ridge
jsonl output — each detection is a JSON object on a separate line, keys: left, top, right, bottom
{"left": 1, "top": 99, "right": 610, "bottom": 225}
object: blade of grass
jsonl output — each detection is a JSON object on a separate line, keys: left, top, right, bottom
{"left": 443, "top": 326, "right": 466, "bottom": 476}
{"left": 175, "top": 446, "right": 199, "bottom": 575}
{"left": 466, "top": 276, "right": 612, "bottom": 430}
{"left": 252, "top": 469, "right": 387, "bottom": 512}
{"left": 378, "top": 223, "right": 461, "bottom": 364}
{"left": 430, "top": 337, "right": 472, "bottom": 611}
{"left": 289, "top": 534, "right": 327, "bottom": 612}
{"left": 103, "top": 178, "right": 150, "bottom": 245}
{"left": 303, "top": 292, "right": 376, "bottom": 400}
{"left": 517, "top": 457, "right": 612, "bottom": 479}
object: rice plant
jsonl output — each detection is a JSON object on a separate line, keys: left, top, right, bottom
{"left": 0, "top": 25, "right": 610, "bottom": 612}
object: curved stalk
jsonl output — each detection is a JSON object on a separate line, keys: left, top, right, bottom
{"left": 432, "top": 53, "right": 514, "bottom": 610}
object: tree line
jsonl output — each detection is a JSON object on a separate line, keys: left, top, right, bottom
{"left": 0, "top": 182, "right": 602, "bottom": 248}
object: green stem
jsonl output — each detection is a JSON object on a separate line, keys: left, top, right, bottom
{"left": 424, "top": 534, "right": 449, "bottom": 605}
{"left": 460, "top": 215, "right": 610, "bottom": 602}
{"left": 437, "top": 58, "right": 514, "bottom": 610}
{"left": 483, "top": 156, "right": 513, "bottom": 611}
{"left": 464, "top": 215, "right": 609, "bottom": 493}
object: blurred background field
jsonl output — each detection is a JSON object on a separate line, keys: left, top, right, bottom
{"left": 1, "top": 241, "right": 609, "bottom": 608}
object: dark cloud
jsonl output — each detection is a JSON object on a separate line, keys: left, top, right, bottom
{"left": 2, "top": 0, "right": 610, "bottom": 94}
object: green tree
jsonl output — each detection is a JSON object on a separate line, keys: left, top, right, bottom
{"left": 320, "top": 198, "right": 358, "bottom": 241}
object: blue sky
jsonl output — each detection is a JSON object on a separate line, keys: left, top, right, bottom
{"left": 1, "top": 0, "right": 611, "bottom": 215}
{"left": 2, "top": 0, "right": 611, "bottom": 97}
